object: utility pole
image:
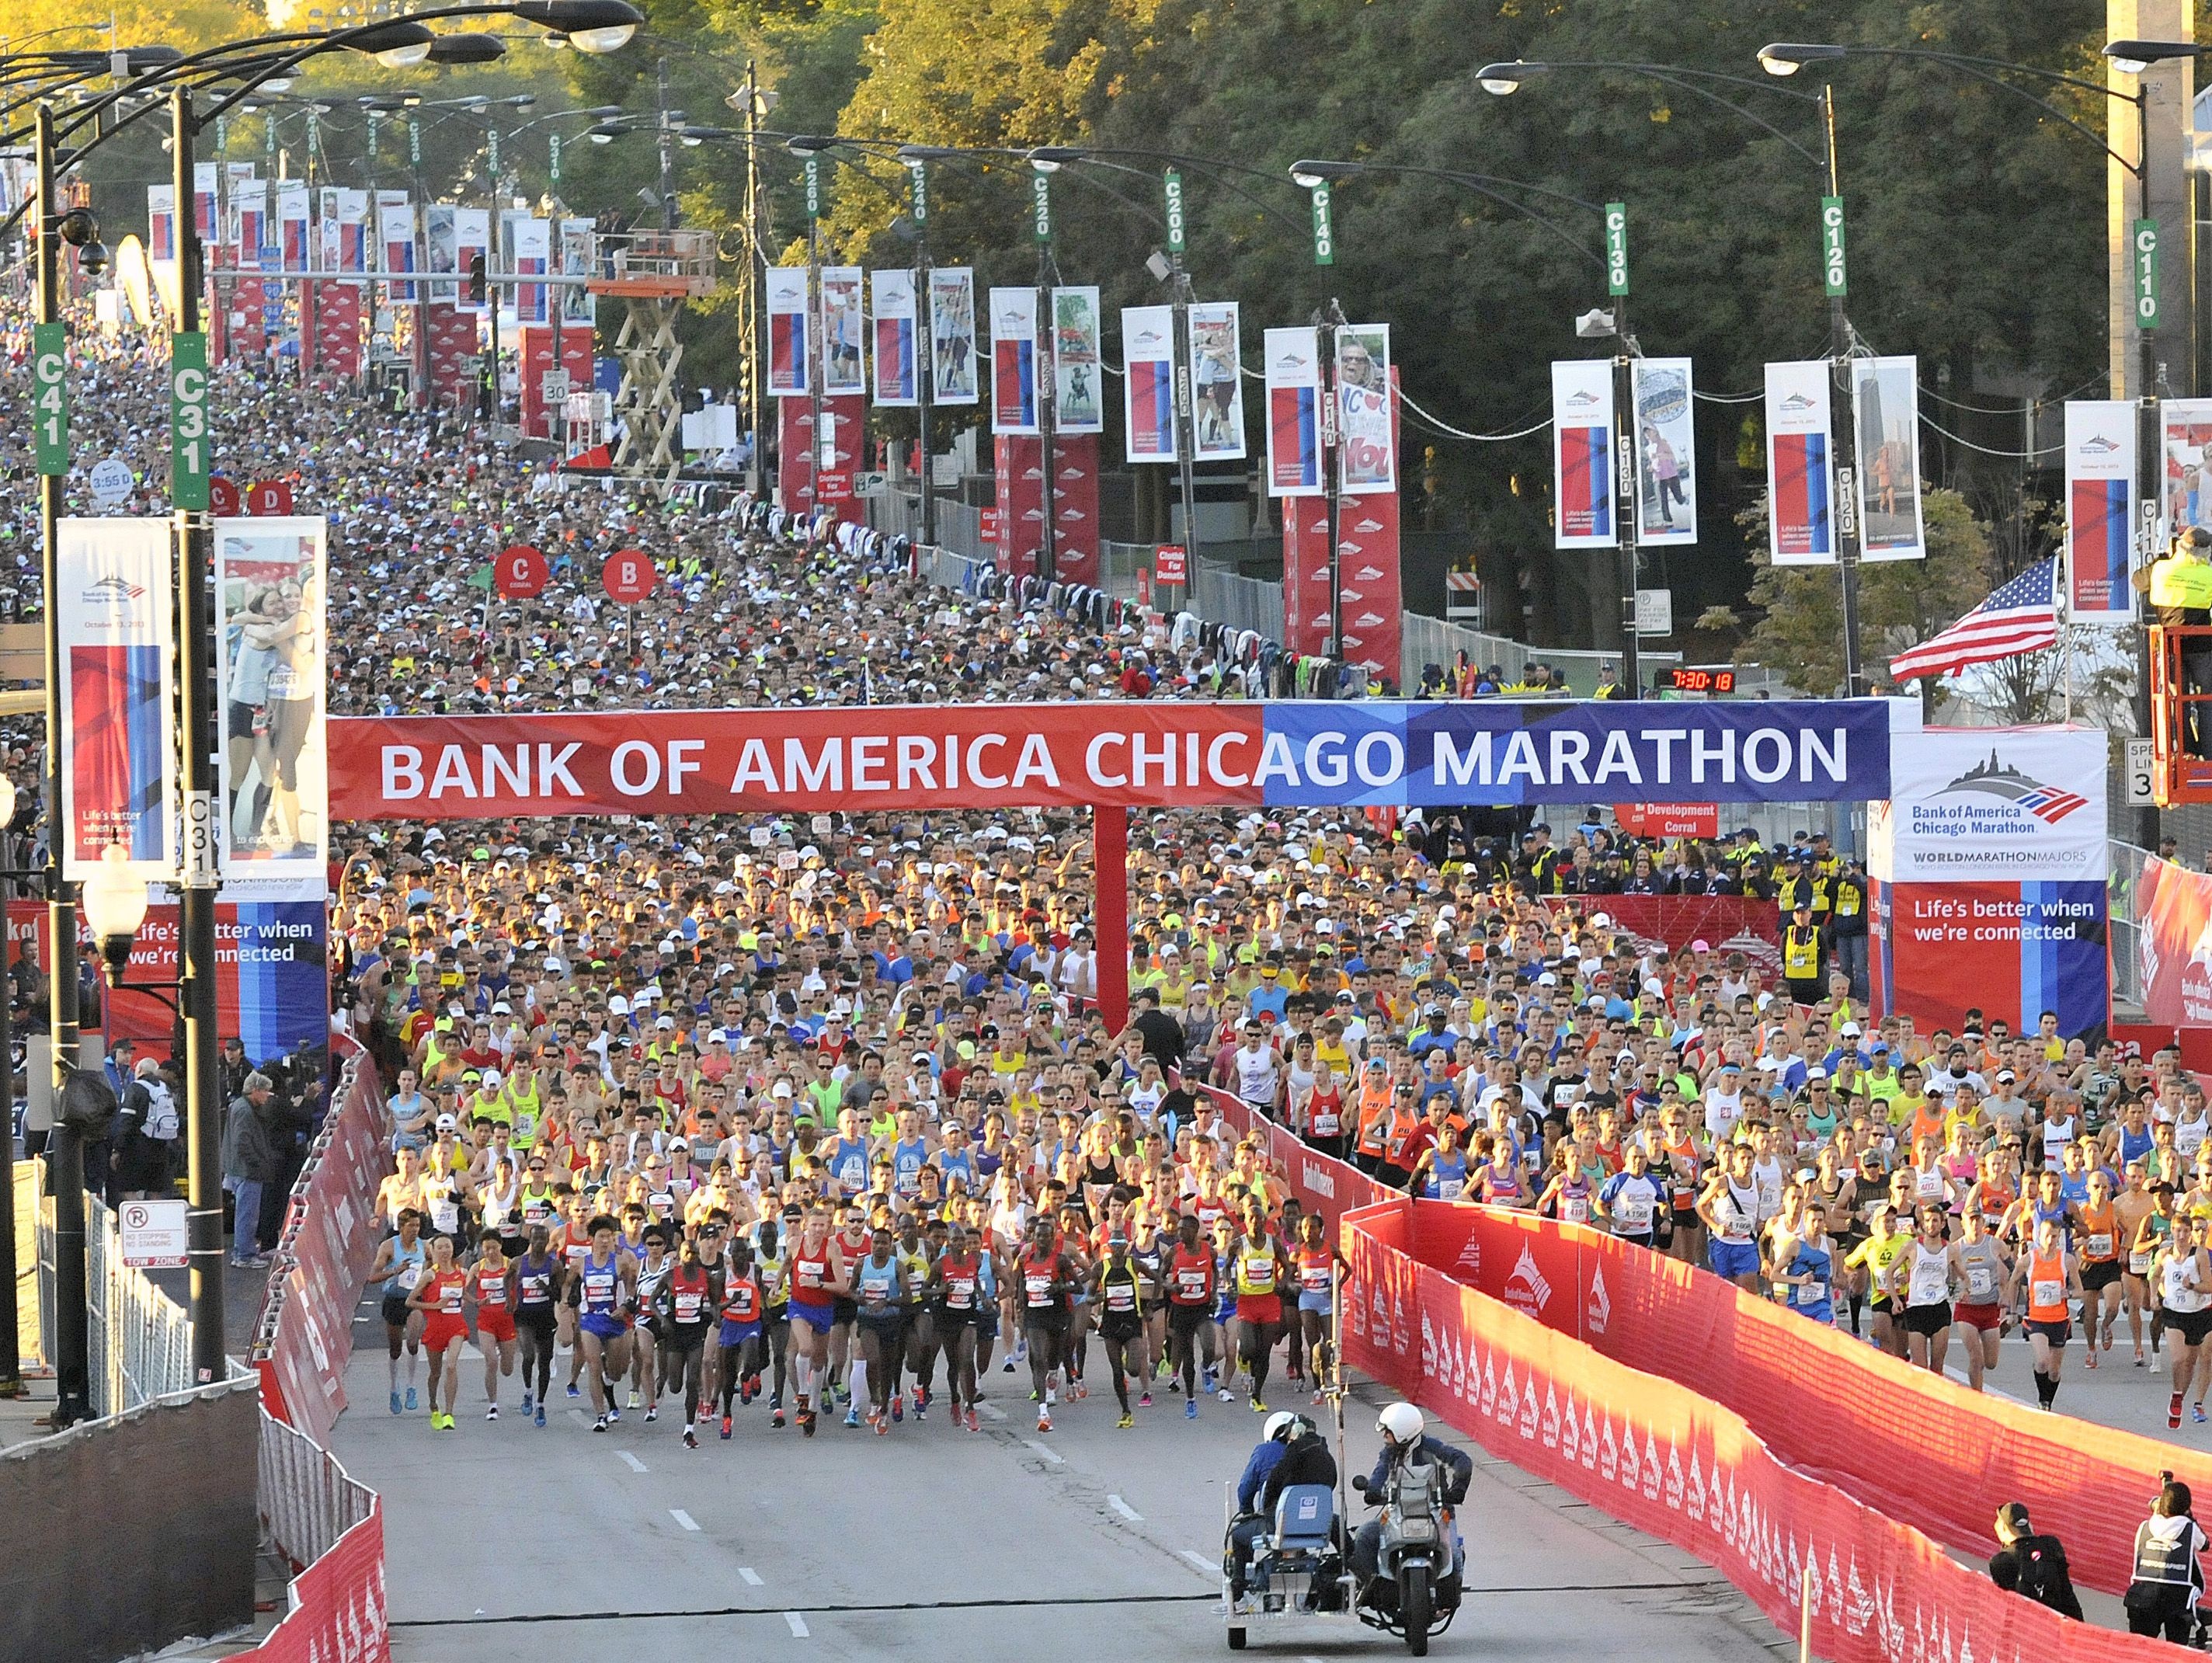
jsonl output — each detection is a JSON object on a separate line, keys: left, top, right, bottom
{"left": 804, "top": 154, "right": 823, "bottom": 519}
{"left": 1819, "top": 85, "right": 1866, "bottom": 699}
{"left": 740, "top": 61, "right": 763, "bottom": 499}
{"left": 1163, "top": 168, "right": 1201, "bottom": 569}
{"left": 1031, "top": 167, "right": 1059, "bottom": 583}
{"left": 911, "top": 158, "right": 936, "bottom": 551}
{"left": 655, "top": 56, "right": 675, "bottom": 231}
{"left": 1605, "top": 200, "right": 1640, "bottom": 694}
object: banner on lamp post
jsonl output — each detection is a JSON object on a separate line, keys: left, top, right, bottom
{"left": 505, "top": 214, "right": 549, "bottom": 325}
{"left": 1051, "top": 285, "right": 1103, "bottom": 435}
{"left": 57, "top": 519, "right": 176, "bottom": 880}
{"left": 1335, "top": 325, "right": 1394, "bottom": 492}
{"left": 2064, "top": 400, "right": 2136, "bottom": 624}
{"left": 870, "top": 269, "right": 917, "bottom": 405}
{"left": 928, "top": 267, "right": 978, "bottom": 405}
{"left": 274, "top": 181, "right": 309, "bottom": 277}
{"left": 990, "top": 286, "right": 1040, "bottom": 435}
{"left": 1550, "top": 359, "right": 1614, "bottom": 548}
{"left": 374, "top": 190, "right": 414, "bottom": 301}
{"left": 1764, "top": 360, "right": 1836, "bottom": 566}
{"left": 1190, "top": 301, "right": 1246, "bottom": 462}
{"left": 214, "top": 517, "right": 328, "bottom": 882}
{"left": 1264, "top": 326, "right": 1322, "bottom": 497}
{"left": 1122, "top": 304, "right": 1177, "bottom": 463}
{"left": 1631, "top": 357, "right": 1696, "bottom": 548}
{"left": 765, "top": 266, "right": 810, "bottom": 396}
{"left": 821, "top": 266, "right": 864, "bottom": 396}
{"left": 1852, "top": 355, "right": 1925, "bottom": 562}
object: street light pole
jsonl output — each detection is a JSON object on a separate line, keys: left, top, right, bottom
{"left": 1164, "top": 168, "right": 1201, "bottom": 574}
{"left": 804, "top": 154, "right": 823, "bottom": 523}
{"left": 1031, "top": 165, "right": 1058, "bottom": 584}
{"left": 910, "top": 159, "right": 936, "bottom": 551}
{"left": 1817, "top": 83, "right": 1867, "bottom": 700}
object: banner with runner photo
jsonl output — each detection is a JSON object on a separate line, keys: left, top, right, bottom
{"left": 556, "top": 218, "right": 596, "bottom": 327}
{"left": 2064, "top": 400, "right": 2136, "bottom": 623}
{"left": 990, "top": 286, "right": 1040, "bottom": 435}
{"left": 56, "top": 520, "right": 175, "bottom": 881}
{"left": 1552, "top": 359, "right": 1614, "bottom": 548}
{"left": 764, "top": 266, "right": 809, "bottom": 396}
{"left": 1764, "top": 360, "right": 1835, "bottom": 565}
{"left": 1336, "top": 324, "right": 1394, "bottom": 492}
{"left": 216, "top": 519, "right": 328, "bottom": 882}
{"left": 274, "top": 182, "right": 309, "bottom": 276}
{"left": 1852, "top": 354, "right": 1925, "bottom": 562}
{"left": 1190, "top": 301, "right": 1245, "bottom": 461}
{"left": 871, "top": 270, "right": 918, "bottom": 406}
{"left": 2158, "top": 398, "right": 2212, "bottom": 545}
{"left": 1264, "top": 326, "right": 1322, "bottom": 497}
{"left": 820, "top": 265, "right": 864, "bottom": 396}
{"left": 1121, "top": 304, "right": 1177, "bottom": 462}
{"left": 425, "top": 204, "right": 458, "bottom": 300}
{"left": 1051, "top": 285, "right": 1104, "bottom": 436}
{"left": 1632, "top": 357, "right": 1696, "bottom": 548}
{"left": 928, "top": 267, "right": 978, "bottom": 405}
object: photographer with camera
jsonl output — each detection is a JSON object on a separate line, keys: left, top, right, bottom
{"left": 2126, "top": 1476, "right": 2212, "bottom": 1644}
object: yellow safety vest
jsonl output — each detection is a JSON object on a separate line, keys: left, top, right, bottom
{"left": 1783, "top": 926, "right": 1822, "bottom": 980}
{"left": 2151, "top": 557, "right": 2212, "bottom": 609}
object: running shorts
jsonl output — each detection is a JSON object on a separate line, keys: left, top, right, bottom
{"left": 2082, "top": 1261, "right": 2122, "bottom": 1292}
{"left": 1023, "top": 1307, "right": 1070, "bottom": 1337}
{"left": 789, "top": 1298, "right": 836, "bottom": 1336}
{"left": 2025, "top": 1317, "right": 2072, "bottom": 1348}
{"left": 1297, "top": 1290, "right": 1333, "bottom": 1315}
{"left": 477, "top": 1308, "right": 516, "bottom": 1345}
{"left": 832, "top": 1296, "right": 858, "bottom": 1325}
{"left": 381, "top": 1292, "right": 412, "bottom": 1330}
{"left": 1708, "top": 1239, "right": 1761, "bottom": 1282}
{"left": 718, "top": 1317, "right": 763, "bottom": 1348}
{"left": 1901, "top": 1301, "right": 1951, "bottom": 1338}
{"left": 1952, "top": 1302, "right": 2002, "bottom": 1333}
{"left": 2167, "top": 1308, "right": 2212, "bottom": 1347}
{"left": 1168, "top": 1303, "right": 1210, "bottom": 1338}
{"left": 423, "top": 1313, "right": 468, "bottom": 1352}
{"left": 1099, "top": 1313, "right": 1144, "bottom": 1344}
{"left": 1233, "top": 1294, "right": 1282, "bottom": 1326}
{"left": 857, "top": 1311, "right": 905, "bottom": 1342}
{"left": 579, "top": 1310, "right": 628, "bottom": 1341}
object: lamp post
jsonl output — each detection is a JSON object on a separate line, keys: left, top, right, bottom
{"left": 1026, "top": 155, "right": 1059, "bottom": 583}
{"left": 0, "top": 773, "right": 23, "bottom": 1397}
{"left": 13, "top": 0, "right": 642, "bottom": 1400}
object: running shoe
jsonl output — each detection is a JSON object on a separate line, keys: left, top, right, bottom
{"left": 521, "top": 1392, "right": 534, "bottom": 1414}
{"left": 390, "top": 1390, "right": 402, "bottom": 1416}
{"left": 593, "top": 1415, "right": 608, "bottom": 1433}
{"left": 1037, "top": 1411, "right": 1052, "bottom": 1432}
{"left": 966, "top": 1407, "right": 981, "bottom": 1432}
{"left": 843, "top": 1406, "right": 861, "bottom": 1430}
{"left": 566, "top": 1383, "right": 581, "bottom": 1400}
{"left": 1003, "top": 1357, "right": 1017, "bottom": 1373}
{"left": 1202, "top": 1366, "right": 1217, "bottom": 1394}
{"left": 873, "top": 1414, "right": 889, "bottom": 1438}
{"left": 628, "top": 1389, "right": 641, "bottom": 1410}
{"left": 1186, "top": 1397, "right": 1198, "bottom": 1421}
{"left": 486, "top": 1405, "right": 499, "bottom": 1421}
{"left": 644, "top": 1405, "right": 659, "bottom": 1423}
{"left": 2171, "top": 1393, "right": 2185, "bottom": 1429}
{"left": 721, "top": 1414, "right": 733, "bottom": 1440}
{"left": 1139, "top": 1391, "right": 1153, "bottom": 1408}
{"left": 405, "top": 1386, "right": 419, "bottom": 1412}
{"left": 1070, "top": 1380, "right": 1087, "bottom": 1401}
{"left": 892, "top": 1393, "right": 904, "bottom": 1423}
{"left": 608, "top": 1405, "right": 622, "bottom": 1424}
{"left": 1045, "top": 1384, "right": 1057, "bottom": 1407}
{"left": 913, "top": 1397, "right": 927, "bottom": 1422}
{"left": 1313, "top": 1390, "right": 1326, "bottom": 1406}
{"left": 1117, "top": 1412, "right": 1134, "bottom": 1429}
{"left": 799, "top": 1407, "right": 817, "bottom": 1439}
{"left": 683, "top": 1428, "right": 698, "bottom": 1449}
{"left": 2196, "top": 1404, "right": 2208, "bottom": 1425}
{"left": 1250, "top": 1395, "right": 1268, "bottom": 1414}
{"left": 773, "top": 1408, "right": 787, "bottom": 1430}
{"left": 768, "top": 1390, "right": 781, "bottom": 1411}
{"left": 534, "top": 1407, "right": 546, "bottom": 1428}
{"left": 1218, "top": 1386, "right": 1235, "bottom": 1403}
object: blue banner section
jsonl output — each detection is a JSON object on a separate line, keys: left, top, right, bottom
{"left": 1254, "top": 699, "right": 1901, "bottom": 807}
{"left": 2020, "top": 879, "right": 2110, "bottom": 1043}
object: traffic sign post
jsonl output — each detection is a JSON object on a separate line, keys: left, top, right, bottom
{"left": 32, "top": 322, "right": 67, "bottom": 475}
{"left": 603, "top": 548, "right": 656, "bottom": 659}
{"left": 120, "top": 1199, "right": 189, "bottom": 1269}
{"left": 169, "top": 331, "right": 210, "bottom": 510}
{"left": 495, "top": 544, "right": 549, "bottom": 600}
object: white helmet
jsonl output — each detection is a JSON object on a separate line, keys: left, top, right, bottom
{"left": 1377, "top": 1402, "right": 1424, "bottom": 1445}
{"left": 1263, "top": 1410, "right": 1299, "bottom": 1442}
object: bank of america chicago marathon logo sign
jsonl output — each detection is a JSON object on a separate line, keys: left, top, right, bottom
{"left": 1918, "top": 749, "right": 2091, "bottom": 835}
{"left": 78, "top": 573, "right": 150, "bottom": 621}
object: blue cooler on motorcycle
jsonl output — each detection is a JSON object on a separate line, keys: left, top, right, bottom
{"left": 1266, "top": 1484, "right": 1335, "bottom": 1563}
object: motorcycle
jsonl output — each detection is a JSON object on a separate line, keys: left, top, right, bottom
{"left": 1350, "top": 1454, "right": 1462, "bottom": 1655}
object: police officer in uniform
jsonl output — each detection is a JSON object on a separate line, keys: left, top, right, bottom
{"left": 1782, "top": 900, "right": 1824, "bottom": 1010}
{"left": 2143, "top": 527, "right": 2212, "bottom": 756}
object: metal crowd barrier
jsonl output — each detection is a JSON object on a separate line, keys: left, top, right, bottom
{"left": 31, "top": 1157, "right": 196, "bottom": 1415}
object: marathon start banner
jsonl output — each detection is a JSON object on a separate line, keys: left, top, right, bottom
{"left": 329, "top": 698, "right": 1918, "bottom": 819}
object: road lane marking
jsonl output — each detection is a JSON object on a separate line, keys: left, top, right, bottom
{"left": 617, "top": 1451, "right": 649, "bottom": 1473}
{"left": 784, "top": 1612, "right": 810, "bottom": 1637}
{"left": 670, "top": 1509, "right": 701, "bottom": 1532}
{"left": 979, "top": 1403, "right": 1007, "bottom": 1421}
{"left": 1108, "top": 1494, "right": 1143, "bottom": 1522}
{"left": 739, "top": 1568, "right": 764, "bottom": 1587}
{"left": 1023, "top": 1439, "right": 1064, "bottom": 1465}
{"left": 1181, "top": 1550, "right": 1217, "bottom": 1572}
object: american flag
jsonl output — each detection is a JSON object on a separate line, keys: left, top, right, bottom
{"left": 1887, "top": 558, "right": 2061, "bottom": 684}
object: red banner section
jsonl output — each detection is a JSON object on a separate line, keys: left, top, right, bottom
{"left": 992, "top": 433, "right": 1101, "bottom": 587}
{"left": 423, "top": 303, "right": 476, "bottom": 404}
{"left": 231, "top": 1508, "right": 388, "bottom": 1663}
{"left": 1341, "top": 1203, "right": 2172, "bottom": 1663}
{"left": 328, "top": 705, "right": 1271, "bottom": 819}
{"left": 253, "top": 1060, "right": 392, "bottom": 1446}
{"left": 2137, "top": 854, "right": 2212, "bottom": 1027}
{"left": 1395, "top": 1202, "right": 2212, "bottom": 1602}
{"left": 1335, "top": 367, "right": 1403, "bottom": 687}
{"left": 309, "top": 284, "right": 360, "bottom": 378}
{"left": 1282, "top": 494, "right": 1333, "bottom": 660}
{"left": 1535, "top": 893, "right": 1781, "bottom": 965}
{"left": 518, "top": 325, "right": 593, "bottom": 442}
{"left": 779, "top": 395, "right": 868, "bottom": 525}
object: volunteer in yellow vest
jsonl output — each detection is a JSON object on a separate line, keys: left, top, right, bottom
{"left": 1830, "top": 857, "right": 1870, "bottom": 1004}
{"left": 1782, "top": 900, "right": 1824, "bottom": 1009}
{"left": 2144, "top": 526, "right": 2212, "bottom": 757}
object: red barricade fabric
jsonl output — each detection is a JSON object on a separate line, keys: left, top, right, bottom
{"left": 257, "top": 1063, "right": 391, "bottom": 1444}
{"left": 1399, "top": 1202, "right": 2212, "bottom": 1599}
{"left": 1342, "top": 1204, "right": 2172, "bottom": 1661}
{"left": 1534, "top": 893, "right": 1781, "bottom": 962}
{"left": 231, "top": 1505, "right": 389, "bottom": 1663}
{"left": 1204, "top": 1087, "right": 1394, "bottom": 1216}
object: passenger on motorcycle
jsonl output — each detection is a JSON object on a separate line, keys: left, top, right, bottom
{"left": 1351, "top": 1403, "right": 1473, "bottom": 1585}
{"left": 1229, "top": 1411, "right": 1311, "bottom": 1598}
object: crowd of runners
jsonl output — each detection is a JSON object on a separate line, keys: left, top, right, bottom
{"left": 10, "top": 311, "right": 2209, "bottom": 1451}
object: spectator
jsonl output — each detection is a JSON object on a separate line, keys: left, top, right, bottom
{"left": 221, "top": 1072, "right": 281, "bottom": 1268}
{"left": 1986, "top": 1501, "right": 2081, "bottom": 1620}
{"left": 2126, "top": 1480, "right": 2209, "bottom": 1643}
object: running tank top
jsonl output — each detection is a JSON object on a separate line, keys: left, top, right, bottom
{"left": 1294, "top": 1245, "right": 1333, "bottom": 1299}
{"left": 856, "top": 1255, "right": 899, "bottom": 1314}
{"left": 791, "top": 1241, "right": 833, "bottom": 1302}
{"left": 666, "top": 1265, "right": 711, "bottom": 1327}
{"left": 1100, "top": 1261, "right": 1143, "bottom": 1318}
{"left": 1956, "top": 1237, "right": 2005, "bottom": 1306}
{"left": 1905, "top": 1242, "right": 1953, "bottom": 1308}
{"left": 580, "top": 1250, "right": 621, "bottom": 1317}
{"left": 2026, "top": 1247, "right": 2069, "bottom": 1323}
{"left": 937, "top": 1253, "right": 980, "bottom": 1313}
{"left": 1554, "top": 1174, "right": 1593, "bottom": 1226}
{"left": 2165, "top": 1251, "right": 2209, "bottom": 1314}
{"left": 1716, "top": 1179, "right": 1757, "bottom": 1245}
{"left": 515, "top": 1254, "right": 558, "bottom": 1310}
{"left": 1307, "top": 1087, "right": 1344, "bottom": 1139}
{"left": 382, "top": 1237, "right": 426, "bottom": 1299}
{"left": 2080, "top": 1204, "right": 2120, "bottom": 1263}
{"left": 1235, "top": 1240, "right": 1279, "bottom": 1297}
{"left": 475, "top": 1262, "right": 511, "bottom": 1311}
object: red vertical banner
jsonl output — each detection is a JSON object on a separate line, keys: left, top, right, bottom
{"left": 1337, "top": 367, "right": 1403, "bottom": 688}
{"left": 1050, "top": 433, "right": 1100, "bottom": 587}
{"left": 423, "top": 304, "right": 476, "bottom": 404}
{"left": 816, "top": 394, "right": 868, "bottom": 527}
{"left": 779, "top": 397, "right": 816, "bottom": 511}
{"left": 1281, "top": 493, "right": 1333, "bottom": 658}
{"left": 994, "top": 433, "right": 1045, "bottom": 580}
{"left": 517, "top": 326, "right": 593, "bottom": 440}
{"left": 312, "top": 284, "right": 361, "bottom": 378}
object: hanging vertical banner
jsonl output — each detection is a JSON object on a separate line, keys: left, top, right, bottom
{"left": 274, "top": 181, "right": 309, "bottom": 275}
{"left": 1338, "top": 367, "right": 1406, "bottom": 686}
{"left": 375, "top": 190, "right": 415, "bottom": 301}
{"left": 2065, "top": 400, "right": 2137, "bottom": 624}
{"left": 1265, "top": 325, "right": 1323, "bottom": 497}
{"left": 505, "top": 214, "right": 549, "bottom": 325}
{"left": 2158, "top": 398, "right": 2212, "bottom": 546}
{"left": 557, "top": 218, "right": 597, "bottom": 327}
{"left": 765, "top": 266, "right": 810, "bottom": 396}
{"left": 928, "top": 267, "right": 979, "bottom": 405}
{"left": 1551, "top": 359, "right": 1615, "bottom": 548}
{"left": 425, "top": 204, "right": 458, "bottom": 298}
{"left": 328, "top": 188, "right": 369, "bottom": 273}
{"left": 1335, "top": 324, "right": 1395, "bottom": 492}
{"left": 453, "top": 207, "right": 489, "bottom": 310}
{"left": 231, "top": 174, "right": 266, "bottom": 267}
{"left": 871, "top": 270, "right": 917, "bottom": 407}
{"left": 990, "top": 286, "right": 1040, "bottom": 435}
{"left": 147, "top": 185, "right": 176, "bottom": 262}
{"left": 1764, "top": 360, "right": 1836, "bottom": 566}
{"left": 192, "top": 163, "right": 218, "bottom": 240}
{"left": 1052, "top": 433, "right": 1101, "bottom": 587}
{"left": 1050, "top": 285, "right": 1104, "bottom": 435}
{"left": 1631, "top": 357, "right": 1696, "bottom": 547}
{"left": 1121, "top": 304, "right": 1177, "bottom": 463}
{"left": 57, "top": 520, "right": 176, "bottom": 880}
{"left": 1852, "top": 354, "right": 1926, "bottom": 562}
{"left": 1281, "top": 494, "right": 1334, "bottom": 657}
{"left": 214, "top": 518, "right": 328, "bottom": 880}
{"left": 820, "top": 266, "right": 864, "bottom": 396}
{"left": 1191, "top": 301, "right": 1247, "bottom": 462}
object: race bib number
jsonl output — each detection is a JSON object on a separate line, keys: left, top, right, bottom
{"left": 1561, "top": 1196, "right": 1590, "bottom": 1224}
{"left": 674, "top": 1292, "right": 702, "bottom": 1322}
{"left": 1616, "top": 1197, "right": 1653, "bottom": 1230}
{"left": 1967, "top": 1265, "right": 1996, "bottom": 1301}
{"left": 2087, "top": 1233, "right": 2113, "bottom": 1258}
{"left": 1793, "top": 1281, "right": 1828, "bottom": 1306}
{"left": 2032, "top": 1278, "right": 2063, "bottom": 1310}
{"left": 1025, "top": 1272, "right": 1054, "bottom": 1305}
{"left": 1437, "top": 1178, "right": 1464, "bottom": 1202}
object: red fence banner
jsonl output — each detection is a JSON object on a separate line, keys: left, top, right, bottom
{"left": 253, "top": 1059, "right": 391, "bottom": 1444}
{"left": 231, "top": 1507, "right": 388, "bottom": 1663}
{"left": 1205, "top": 1086, "right": 1395, "bottom": 1219}
{"left": 1282, "top": 493, "right": 1334, "bottom": 660}
{"left": 2135, "top": 854, "right": 2212, "bottom": 1026}
{"left": 1535, "top": 893, "right": 1781, "bottom": 965}
{"left": 1393, "top": 1200, "right": 2212, "bottom": 1602}
{"left": 1341, "top": 1202, "right": 2174, "bottom": 1662}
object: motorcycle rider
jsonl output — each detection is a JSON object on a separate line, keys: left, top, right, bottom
{"left": 1351, "top": 1403, "right": 1473, "bottom": 1590}
{"left": 1228, "top": 1411, "right": 1305, "bottom": 1600}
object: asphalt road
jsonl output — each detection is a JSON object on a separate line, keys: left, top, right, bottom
{"left": 330, "top": 1298, "right": 1786, "bottom": 1663}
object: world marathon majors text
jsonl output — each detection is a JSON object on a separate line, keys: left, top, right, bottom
{"left": 368, "top": 716, "right": 1880, "bottom": 807}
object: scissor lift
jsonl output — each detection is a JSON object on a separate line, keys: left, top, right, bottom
{"left": 590, "top": 229, "right": 718, "bottom": 495}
